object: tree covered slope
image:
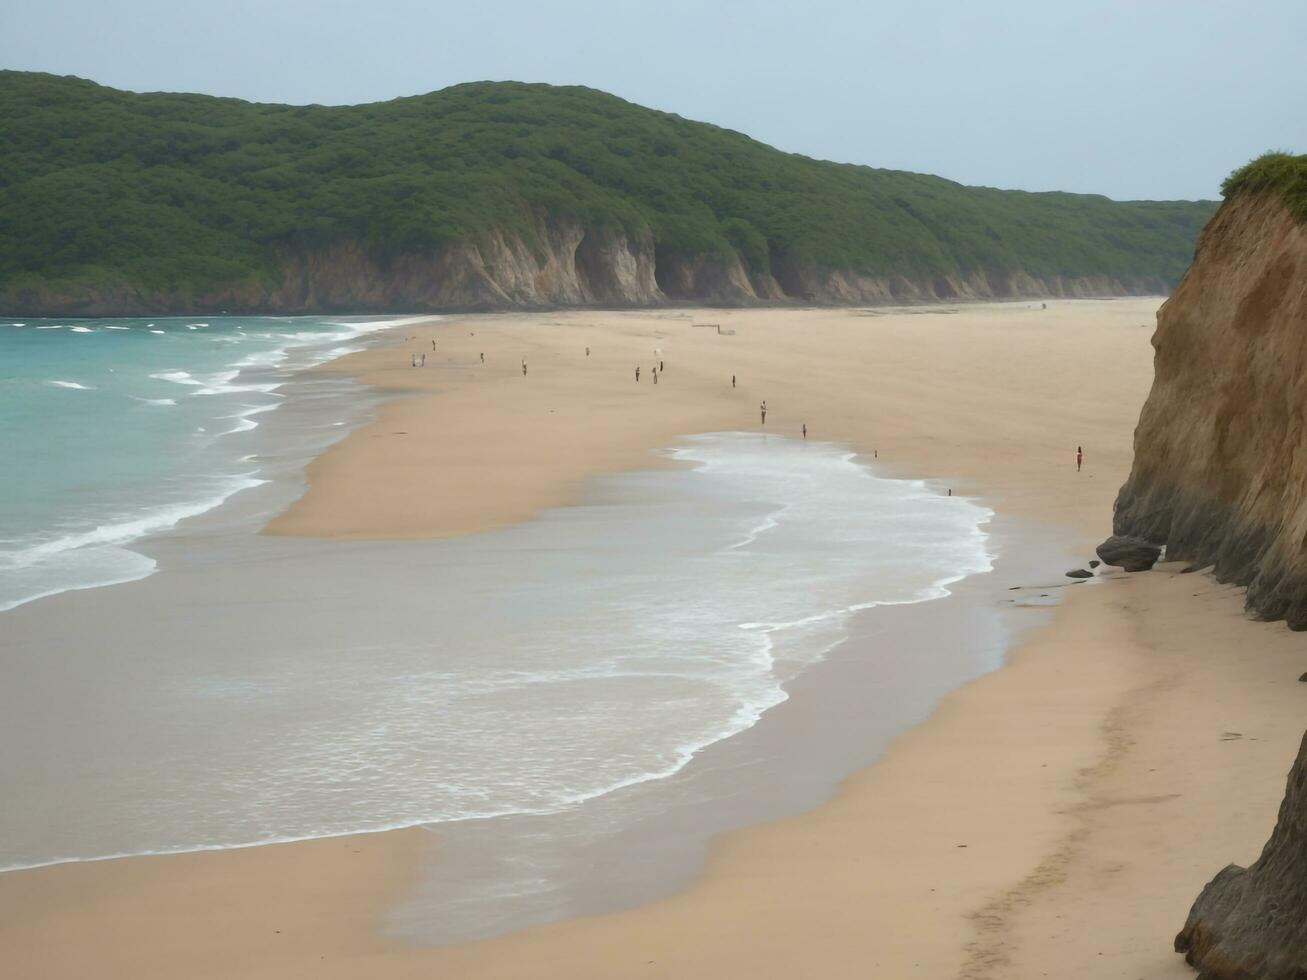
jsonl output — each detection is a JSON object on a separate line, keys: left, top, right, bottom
{"left": 0, "top": 71, "right": 1216, "bottom": 312}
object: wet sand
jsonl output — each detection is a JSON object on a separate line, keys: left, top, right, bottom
{"left": 5, "top": 300, "right": 1303, "bottom": 978}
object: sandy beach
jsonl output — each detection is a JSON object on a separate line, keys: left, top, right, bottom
{"left": 4, "top": 299, "right": 1304, "bottom": 979}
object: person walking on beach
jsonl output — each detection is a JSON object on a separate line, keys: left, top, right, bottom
{"left": 653, "top": 368, "right": 658, "bottom": 384}
{"left": 432, "top": 340, "right": 437, "bottom": 351}
{"left": 522, "top": 360, "right": 528, "bottom": 376}
{"left": 1077, "top": 445, "right": 1084, "bottom": 472}
{"left": 635, "top": 366, "right": 640, "bottom": 382}
{"left": 421, "top": 353, "right": 426, "bottom": 367}
{"left": 586, "top": 346, "right": 590, "bottom": 357}
{"left": 480, "top": 352, "right": 484, "bottom": 363}
{"left": 761, "top": 403, "right": 767, "bottom": 425}
{"left": 659, "top": 359, "right": 664, "bottom": 372}
{"left": 802, "top": 423, "right": 807, "bottom": 439}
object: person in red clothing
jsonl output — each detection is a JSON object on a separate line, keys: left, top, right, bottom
{"left": 1076, "top": 446, "right": 1084, "bottom": 472}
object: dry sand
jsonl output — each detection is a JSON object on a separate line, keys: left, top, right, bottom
{"left": 4, "top": 300, "right": 1304, "bottom": 979}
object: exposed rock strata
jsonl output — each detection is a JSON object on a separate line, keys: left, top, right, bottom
{"left": 1106, "top": 191, "right": 1307, "bottom": 977}
{"left": 0, "top": 213, "right": 1169, "bottom": 316}
{"left": 1108, "top": 193, "right": 1307, "bottom": 627}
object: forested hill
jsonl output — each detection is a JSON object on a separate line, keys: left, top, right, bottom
{"left": 0, "top": 70, "right": 1216, "bottom": 314}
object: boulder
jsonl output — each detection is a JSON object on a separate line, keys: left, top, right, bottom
{"left": 1066, "top": 568, "right": 1093, "bottom": 579}
{"left": 1175, "top": 730, "right": 1307, "bottom": 978}
{"left": 1096, "top": 535, "right": 1162, "bottom": 572}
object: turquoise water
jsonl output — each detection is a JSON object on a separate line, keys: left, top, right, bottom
{"left": 0, "top": 315, "right": 424, "bottom": 610}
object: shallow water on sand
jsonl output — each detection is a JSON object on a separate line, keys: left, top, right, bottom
{"left": 0, "top": 432, "right": 992, "bottom": 874}
{"left": 0, "top": 315, "right": 427, "bottom": 611}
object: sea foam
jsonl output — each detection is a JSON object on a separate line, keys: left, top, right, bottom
{"left": 0, "top": 432, "right": 994, "bottom": 871}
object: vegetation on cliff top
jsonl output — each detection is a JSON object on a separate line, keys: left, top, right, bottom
{"left": 1222, "top": 151, "right": 1307, "bottom": 222}
{"left": 1, "top": 70, "right": 1215, "bottom": 299}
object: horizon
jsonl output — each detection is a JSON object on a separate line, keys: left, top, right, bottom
{"left": 4, "top": 0, "right": 1303, "bottom": 202}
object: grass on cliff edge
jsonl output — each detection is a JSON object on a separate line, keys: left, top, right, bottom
{"left": 1223, "top": 152, "right": 1307, "bottom": 222}
{"left": 0, "top": 71, "right": 1217, "bottom": 297}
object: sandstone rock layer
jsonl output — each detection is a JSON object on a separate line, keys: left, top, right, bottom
{"left": 1110, "top": 193, "right": 1307, "bottom": 626}
{"left": 1115, "top": 191, "right": 1307, "bottom": 977}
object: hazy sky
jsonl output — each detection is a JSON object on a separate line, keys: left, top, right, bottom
{"left": 4, "top": 0, "right": 1303, "bottom": 200}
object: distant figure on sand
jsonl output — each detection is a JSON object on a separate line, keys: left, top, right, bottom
{"left": 586, "top": 347, "right": 590, "bottom": 357}
{"left": 432, "top": 340, "right": 436, "bottom": 350}
{"left": 802, "top": 423, "right": 807, "bottom": 439}
{"left": 410, "top": 354, "right": 416, "bottom": 367}
{"left": 480, "top": 352, "right": 484, "bottom": 363}
{"left": 635, "top": 366, "right": 640, "bottom": 382}
{"left": 732, "top": 375, "right": 736, "bottom": 388}
{"left": 653, "top": 369, "right": 658, "bottom": 384}
{"left": 522, "top": 361, "right": 527, "bottom": 376}
{"left": 421, "top": 353, "right": 426, "bottom": 366}
{"left": 761, "top": 404, "right": 766, "bottom": 425}
{"left": 1077, "top": 445, "right": 1084, "bottom": 472}
{"left": 659, "top": 360, "right": 664, "bottom": 372}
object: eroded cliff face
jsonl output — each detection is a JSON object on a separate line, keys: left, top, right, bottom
{"left": 0, "top": 211, "right": 1169, "bottom": 316}
{"left": 1105, "top": 192, "right": 1307, "bottom": 977}
{"left": 1110, "top": 194, "right": 1307, "bottom": 627}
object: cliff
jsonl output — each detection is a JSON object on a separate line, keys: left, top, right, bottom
{"left": 1108, "top": 190, "right": 1307, "bottom": 627}
{"left": 1102, "top": 153, "right": 1307, "bottom": 977}
{"left": 0, "top": 212, "right": 1171, "bottom": 316}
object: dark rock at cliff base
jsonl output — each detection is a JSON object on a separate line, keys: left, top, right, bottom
{"left": 1175, "top": 730, "right": 1307, "bottom": 978}
{"left": 1088, "top": 560, "right": 1101, "bottom": 569}
{"left": 1066, "top": 568, "right": 1093, "bottom": 579}
{"left": 1299, "top": 672, "right": 1307, "bottom": 682}
{"left": 1095, "top": 535, "right": 1162, "bottom": 572}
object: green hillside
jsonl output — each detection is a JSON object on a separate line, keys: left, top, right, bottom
{"left": 0, "top": 70, "right": 1214, "bottom": 302}
{"left": 1223, "top": 151, "right": 1307, "bottom": 222}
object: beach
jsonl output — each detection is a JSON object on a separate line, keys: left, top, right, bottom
{"left": 3, "top": 299, "right": 1303, "bottom": 979}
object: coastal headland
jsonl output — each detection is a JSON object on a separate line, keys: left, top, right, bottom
{"left": 3, "top": 299, "right": 1303, "bottom": 978}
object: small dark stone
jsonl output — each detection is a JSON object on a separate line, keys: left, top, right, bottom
{"left": 1299, "top": 672, "right": 1307, "bottom": 683}
{"left": 1066, "top": 568, "right": 1093, "bottom": 579}
{"left": 1095, "top": 534, "right": 1163, "bottom": 572}
{"left": 1088, "top": 560, "right": 1101, "bottom": 569}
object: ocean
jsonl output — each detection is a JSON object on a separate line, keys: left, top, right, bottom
{"left": 1, "top": 319, "right": 1001, "bottom": 933}
{"left": 0, "top": 315, "right": 425, "bottom": 611}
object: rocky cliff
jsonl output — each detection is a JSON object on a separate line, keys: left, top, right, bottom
{"left": 1109, "top": 192, "right": 1307, "bottom": 626}
{"left": 0, "top": 212, "right": 1172, "bottom": 317}
{"left": 1101, "top": 162, "right": 1307, "bottom": 976}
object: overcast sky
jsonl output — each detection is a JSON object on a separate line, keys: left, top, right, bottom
{"left": 4, "top": 0, "right": 1303, "bottom": 200}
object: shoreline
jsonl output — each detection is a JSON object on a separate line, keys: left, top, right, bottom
{"left": 0, "top": 429, "right": 1034, "bottom": 919}
{"left": 7, "top": 300, "right": 1301, "bottom": 978}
